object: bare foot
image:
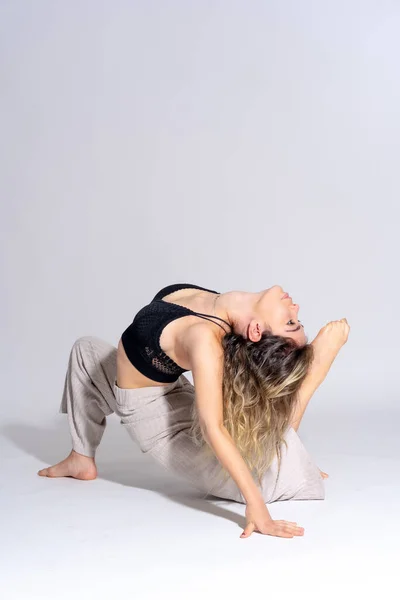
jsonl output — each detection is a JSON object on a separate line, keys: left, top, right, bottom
{"left": 320, "top": 470, "right": 329, "bottom": 479}
{"left": 37, "top": 449, "right": 97, "bottom": 480}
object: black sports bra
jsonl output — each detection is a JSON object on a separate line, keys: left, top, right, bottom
{"left": 120, "top": 283, "right": 232, "bottom": 383}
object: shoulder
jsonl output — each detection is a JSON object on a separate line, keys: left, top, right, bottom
{"left": 182, "top": 323, "right": 224, "bottom": 368}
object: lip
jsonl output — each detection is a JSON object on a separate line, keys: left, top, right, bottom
{"left": 282, "top": 292, "right": 296, "bottom": 305}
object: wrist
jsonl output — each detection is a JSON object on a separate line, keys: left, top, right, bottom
{"left": 310, "top": 343, "right": 338, "bottom": 372}
{"left": 246, "top": 497, "right": 270, "bottom": 512}
{"left": 311, "top": 336, "right": 341, "bottom": 359}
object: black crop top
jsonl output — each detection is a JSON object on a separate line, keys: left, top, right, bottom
{"left": 120, "top": 283, "right": 232, "bottom": 383}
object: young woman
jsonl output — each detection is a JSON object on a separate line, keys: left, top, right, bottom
{"left": 38, "top": 283, "right": 350, "bottom": 539}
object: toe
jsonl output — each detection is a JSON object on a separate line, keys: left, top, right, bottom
{"left": 46, "top": 467, "right": 58, "bottom": 477}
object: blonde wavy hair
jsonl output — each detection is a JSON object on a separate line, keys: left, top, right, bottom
{"left": 187, "top": 328, "right": 314, "bottom": 497}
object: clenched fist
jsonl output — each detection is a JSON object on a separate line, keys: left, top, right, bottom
{"left": 312, "top": 318, "right": 350, "bottom": 356}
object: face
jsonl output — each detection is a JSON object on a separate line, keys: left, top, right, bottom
{"left": 249, "top": 285, "right": 308, "bottom": 346}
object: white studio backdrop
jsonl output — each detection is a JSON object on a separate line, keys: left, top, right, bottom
{"left": 1, "top": 0, "right": 399, "bottom": 424}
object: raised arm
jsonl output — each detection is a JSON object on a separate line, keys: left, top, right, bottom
{"left": 185, "top": 324, "right": 305, "bottom": 539}
{"left": 291, "top": 318, "right": 350, "bottom": 431}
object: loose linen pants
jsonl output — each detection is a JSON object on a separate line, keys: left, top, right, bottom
{"left": 59, "top": 336, "right": 325, "bottom": 504}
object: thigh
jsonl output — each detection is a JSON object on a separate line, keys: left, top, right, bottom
{"left": 113, "top": 374, "right": 224, "bottom": 495}
{"left": 144, "top": 376, "right": 244, "bottom": 501}
{"left": 264, "top": 427, "right": 325, "bottom": 503}
{"left": 74, "top": 336, "right": 118, "bottom": 415}
{"left": 210, "top": 426, "right": 325, "bottom": 504}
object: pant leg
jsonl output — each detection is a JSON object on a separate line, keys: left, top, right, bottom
{"left": 115, "top": 374, "right": 325, "bottom": 504}
{"left": 59, "top": 336, "right": 118, "bottom": 457}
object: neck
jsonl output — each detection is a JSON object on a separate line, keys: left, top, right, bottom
{"left": 216, "top": 291, "right": 259, "bottom": 336}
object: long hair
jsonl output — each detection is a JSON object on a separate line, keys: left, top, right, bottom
{"left": 187, "top": 328, "right": 314, "bottom": 497}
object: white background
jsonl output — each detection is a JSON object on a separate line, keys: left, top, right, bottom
{"left": 1, "top": 1, "right": 399, "bottom": 598}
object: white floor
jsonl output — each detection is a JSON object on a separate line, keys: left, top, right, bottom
{"left": 1, "top": 403, "right": 399, "bottom": 600}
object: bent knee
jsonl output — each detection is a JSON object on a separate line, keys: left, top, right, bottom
{"left": 72, "top": 336, "right": 95, "bottom": 351}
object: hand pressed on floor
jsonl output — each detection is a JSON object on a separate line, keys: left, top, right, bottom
{"left": 240, "top": 502, "right": 305, "bottom": 539}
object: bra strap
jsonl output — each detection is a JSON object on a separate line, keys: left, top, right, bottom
{"left": 192, "top": 311, "right": 232, "bottom": 333}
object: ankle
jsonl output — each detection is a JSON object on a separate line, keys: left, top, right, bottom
{"left": 71, "top": 449, "right": 95, "bottom": 461}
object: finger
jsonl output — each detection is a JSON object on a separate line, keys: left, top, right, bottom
{"left": 282, "top": 523, "right": 304, "bottom": 532}
{"left": 240, "top": 522, "right": 255, "bottom": 538}
{"left": 276, "top": 527, "right": 296, "bottom": 538}
{"left": 275, "top": 524, "right": 303, "bottom": 535}
{"left": 283, "top": 523, "right": 305, "bottom": 533}
{"left": 282, "top": 527, "right": 304, "bottom": 536}
{"left": 274, "top": 523, "right": 305, "bottom": 537}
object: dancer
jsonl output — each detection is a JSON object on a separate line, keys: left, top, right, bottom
{"left": 38, "top": 283, "right": 350, "bottom": 539}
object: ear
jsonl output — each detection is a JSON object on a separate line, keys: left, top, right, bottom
{"left": 247, "top": 318, "right": 263, "bottom": 343}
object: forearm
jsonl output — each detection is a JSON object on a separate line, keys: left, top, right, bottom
{"left": 204, "top": 424, "right": 269, "bottom": 512}
{"left": 291, "top": 344, "right": 338, "bottom": 431}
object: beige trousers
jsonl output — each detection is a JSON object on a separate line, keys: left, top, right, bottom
{"left": 59, "top": 336, "right": 325, "bottom": 504}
